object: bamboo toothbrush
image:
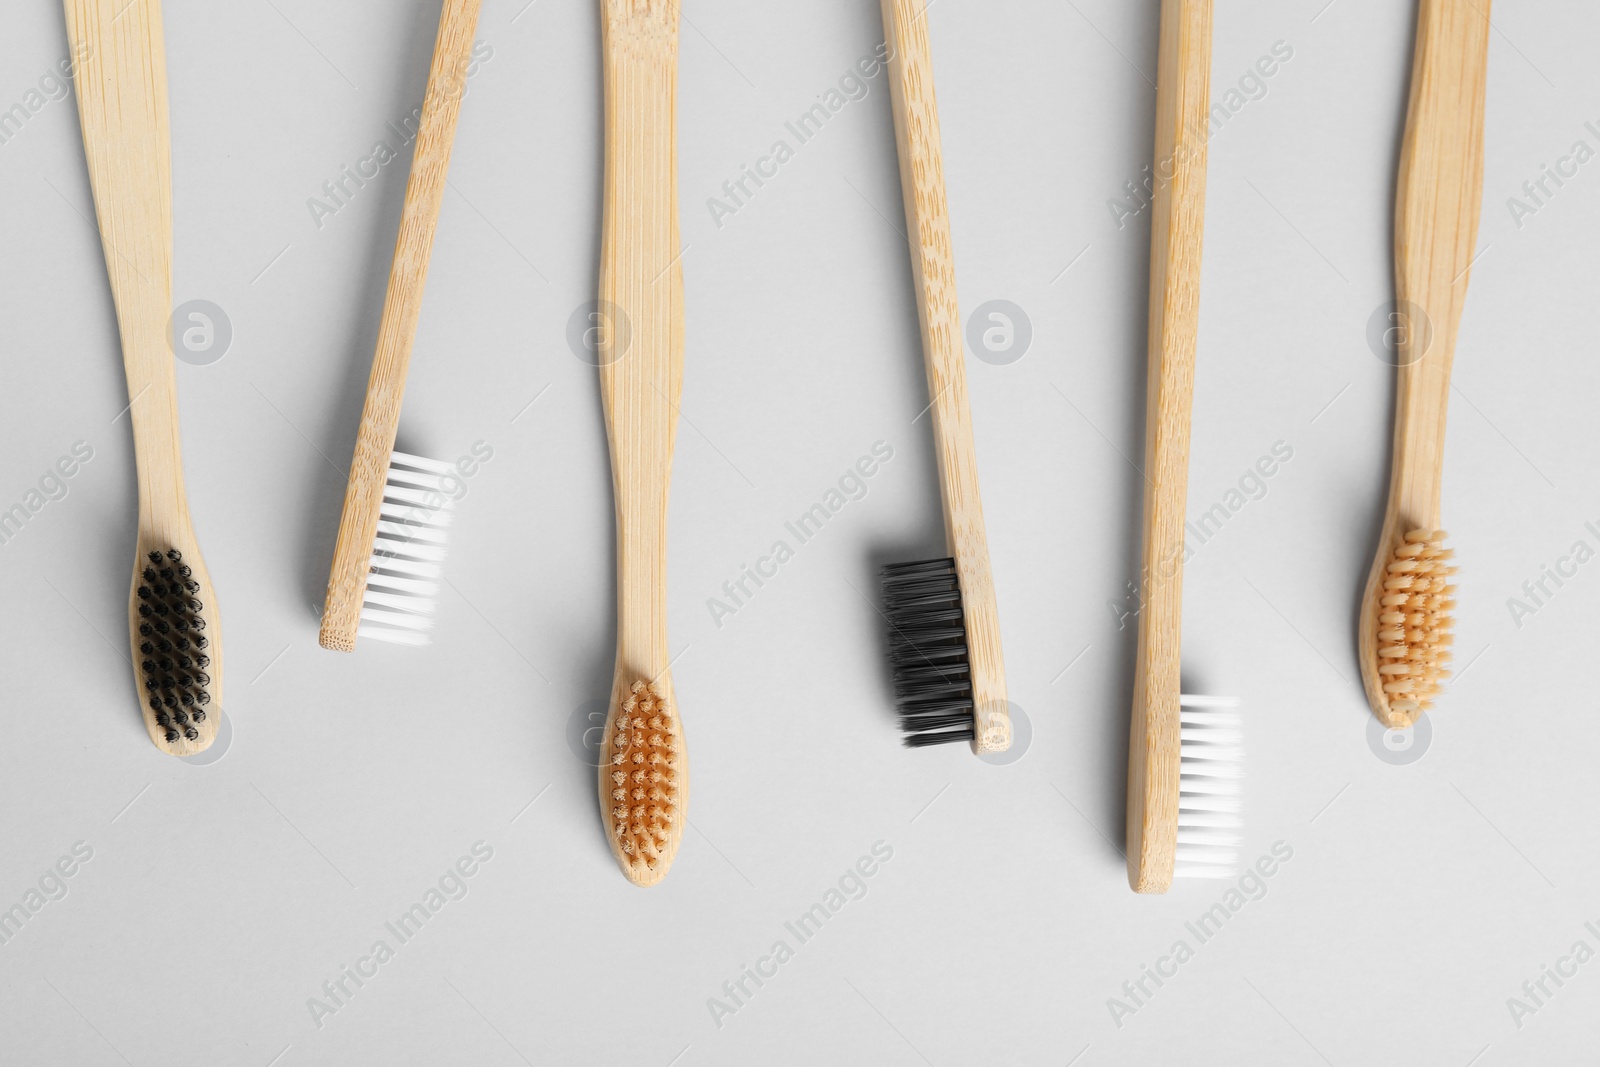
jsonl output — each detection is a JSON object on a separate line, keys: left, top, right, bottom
{"left": 1358, "top": 0, "right": 1487, "bottom": 728}
{"left": 1125, "top": 0, "right": 1242, "bottom": 894}
{"left": 877, "top": 0, "right": 1010, "bottom": 754}
{"left": 320, "top": 0, "right": 483, "bottom": 652}
{"left": 65, "top": 0, "right": 222, "bottom": 755}
{"left": 594, "top": 0, "right": 689, "bottom": 887}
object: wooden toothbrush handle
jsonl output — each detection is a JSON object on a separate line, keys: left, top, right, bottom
{"left": 1127, "top": 0, "right": 1212, "bottom": 894}
{"left": 880, "top": 0, "right": 1009, "bottom": 753}
{"left": 320, "top": 0, "right": 483, "bottom": 652}
{"left": 598, "top": 0, "right": 683, "bottom": 682}
{"left": 65, "top": 0, "right": 186, "bottom": 528}
{"left": 1388, "top": 0, "right": 1489, "bottom": 525}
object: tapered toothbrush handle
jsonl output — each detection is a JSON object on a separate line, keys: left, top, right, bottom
{"left": 597, "top": 0, "right": 683, "bottom": 681}
{"left": 1388, "top": 0, "right": 1489, "bottom": 525}
{"left": 1127, "top": 0, "right": 1213, "bottom": 895}
{"left": 65, "top": 0, "right": 184, "bottom": 526}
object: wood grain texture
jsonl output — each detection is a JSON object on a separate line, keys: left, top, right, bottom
{"left": 596, "top": 0, "right": 688, "bottom": 887}
{"left": 66, "top": 0, "right": 222, "bottom": 756}
{"left": 320, "top": 0, "right": 484, "bottom": 652}
{"left": 880, "top": 0, "right": 1009, "bottom": 754}
{"left": 1359, "top": 0, "right": 1488, "bottom": 727}
{"left": 1126, "top": 0, "right": 1212, "bottom": 894}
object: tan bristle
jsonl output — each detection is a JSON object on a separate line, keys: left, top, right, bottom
{"left": 604, "top": 680, "right": 679, "bottom": 873}
{"left": 1375, "top": 529, "right": 1455, "bottom": 721}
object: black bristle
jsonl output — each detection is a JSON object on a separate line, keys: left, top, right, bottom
{"left": 183, "top": 727, "right": 198, "bottom": 741}
{"left": 166, "top": 549, "right": 182, "bottom": 562}
{"left": 881, "top": 558, "right": 975, "bottom": 748}
{"left": 147, "top": 551, "right": 162, "bottom": 564}
{"left": 164, "top": 728, "right": 179, "bottom": 743}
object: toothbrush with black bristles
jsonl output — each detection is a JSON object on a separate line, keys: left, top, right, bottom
{"left": 65, "top": 0, "right": 222, "bottom": 754}
{"left": 877, "top": 0, "right": 1009, "bottom": 753}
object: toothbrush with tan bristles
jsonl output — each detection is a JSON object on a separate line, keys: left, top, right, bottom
{"left": 1125, "top": 0, "right": 1243, "bottom": 895}
{"left": 595, "top": 0, "right": 688, "bottom": 887}
{"left": 66, "top": 0, "right": 222, "bottom": 755}
{"left": 1358, "top": 0, "right": 1489, "bottom": 729}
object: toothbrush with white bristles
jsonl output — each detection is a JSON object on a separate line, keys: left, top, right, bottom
{"left": 319, "top": 0, "right": 482, "bottom": 652}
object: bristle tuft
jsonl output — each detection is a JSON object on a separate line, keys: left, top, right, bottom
{"left": 1375, "top": 529, "right": 1455, "bottom": 720}
{"left": 1175, "top": 696, "right": 1243, "bottom": 879}
{"left": 358, "top": 452, "right": 454, "bottom": 646}
{"left": 882, "top": 558, "right": 975, "bottom": 747}
{"left": 604, "top": 681, "right": 679, "bottom": 873}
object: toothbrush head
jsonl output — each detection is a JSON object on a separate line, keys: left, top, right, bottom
{"left": 881, "top": 557, "right": 1009, "bottom": 751}
{"left": 1367, "top": 529, "right": 1455, "bottom": 728}
{"left": 134, "top": 547, "right": 217, "bottom": 754}
{"left": 352, "top": 450, "right": 455, "bottom": 647}
{"left": 602, "top": 680, "right": 684, "bottom": 885}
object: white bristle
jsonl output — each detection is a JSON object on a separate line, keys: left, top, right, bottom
{"left": 1175, "top": 694, "right": 1242, "bottom": 879}
{"left": 358, "top": 452, "right": 453, "bottom": 646}
{"left": 389, "top": 450, "right": 455, "bottom": 473}
{"left": 380, "top": 500, "right": 453, "bottom": 528}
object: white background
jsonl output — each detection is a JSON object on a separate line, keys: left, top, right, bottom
{"left": 1, "top": 1, "right": 1597, "bottom": 1064}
